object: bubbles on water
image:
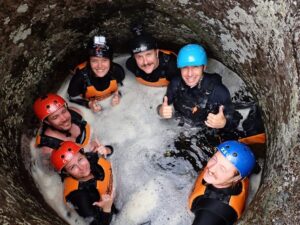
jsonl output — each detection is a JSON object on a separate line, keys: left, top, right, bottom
{"left": 29, "top": 55, "right": 262, "bottom": 225}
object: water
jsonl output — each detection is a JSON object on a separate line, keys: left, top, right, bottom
{"left": 29, "top": 55, "right": 262, "bottom": 225}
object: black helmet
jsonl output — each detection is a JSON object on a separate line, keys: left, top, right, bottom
{"left": 87, "top": 35, "right": 113, "bottom": 59}
{"left": 130, "top": 25, "right": 157, "bottom": 54}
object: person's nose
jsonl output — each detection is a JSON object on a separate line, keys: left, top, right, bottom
{"left": 60, "top": 113, "right": 69, "bottom": 121}
{"left": 142, "top": 56, "right": 148, "bottom": 65}
{"left": 187, "top": 67, "right": 193, "bottom": 77}
{"left": 207, "top": 164, "right": 218, "bottom": 175}
{"left": 97, "top": 61, "right": 103, "bottom": 68}
{"left": 207, "top": 158, "right": 217, "bottom": 171}
{"left": 77, "top": 163, "right": 84, "bottom": 171}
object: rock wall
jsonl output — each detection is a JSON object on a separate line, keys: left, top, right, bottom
{"left": 0, "top": 0, "right": 299, "bottom": 224}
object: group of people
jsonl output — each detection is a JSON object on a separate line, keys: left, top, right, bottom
{"left": 33, "top": 27, "right": 261, "bottom": 225}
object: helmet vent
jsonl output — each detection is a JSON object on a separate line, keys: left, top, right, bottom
{"left": 232, "top": 152, "right": 238, "bottom": 157}
{"left": 61, "top": 155, "right": 65, "bottom": 159}
{"left": 68, "top": 148, "right": 72, "bottom": 151}
{"left": 46, "top": 105, "right": 50, "bottom": 109}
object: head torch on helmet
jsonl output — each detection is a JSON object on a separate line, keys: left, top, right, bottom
{"left": 88, "top": 35, "right": 113, "bottom": 59}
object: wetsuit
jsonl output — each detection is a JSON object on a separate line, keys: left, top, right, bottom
{"left": 126, "top": 50, "right": 180, "bottom": 87}
{"left": 35, "top": 109, "right": 90, "bottom": 149}
{"left": 189, "top": 170, "right": 249, "bottom": 225}
{"left": 67, "top": 62, "right": 125, "bottom": 107}
{"left": 64, "top": 152, "right": 114, "bottom": 225}
{"left": 165, "top": 73, "right": 240, "bottom": 130}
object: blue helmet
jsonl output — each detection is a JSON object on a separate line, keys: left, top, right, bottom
{"left": 177, "top": 44, "right": 208, "bottom": 68}
{"left": 217, "top": 140, "right": 256, "bottom": 178}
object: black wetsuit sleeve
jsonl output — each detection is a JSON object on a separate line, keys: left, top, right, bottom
{"left": 68, "top": 69, "right": 86, "bottom": 97}
{"left": 111, "top": 63, "right": 125, "bottom": 84}
{"left": 165, "top": 76, "right": 182, "bottom": 104}
{"left": 67, "top": 69, "right": 90, "bottom": 108}
{"left": 91, "top": 212, "right": 112, "bottom": 225}
{"left": 165, "top": 55, "right": 181, "bottom": 81}
{"left": 125, "top": 56, "right": 138, "bottom": 75}
{"left": 66, "top": 190, "right": 112, "bottom": 225}
{"left": 105, "top": 145, "right": 114, "bottom": 157}
{"left": 191, "top": 196, "right": 238, "bottom": 225}
{"left": 192, "top": 210, "right": 228, "bottom": 225}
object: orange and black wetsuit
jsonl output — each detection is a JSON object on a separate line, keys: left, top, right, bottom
{"left": 64, "top": 152, "right": 116, "bottom": 225}
{"left": 126, "top": 49, "right": 180, "bottom": 87}
{"left": 67, "top": 62, "right": 125, "bottom": 107}
{"left": 189, "top": 170, "right": 249, "bottom": 225}
{"left": 35, "top": 109, "right": 91, "bottom": 149}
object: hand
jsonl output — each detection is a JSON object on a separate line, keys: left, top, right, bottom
{"left": 205, "top": 105, "right": 227, "bottom": 128}
{"left": 111, "top": 91, "right": 120, "bottom": 106}
{"left": 90, "top": 138, "right": 111, "bottom": 157}
{"left": 159, "top": 96, "right": 173, "bottom": 119}
{"left": 88, "top": 99, "right": 102, "bottom": 112}
{"left": 93, "top": 191, "right": 115, "bottom": 213}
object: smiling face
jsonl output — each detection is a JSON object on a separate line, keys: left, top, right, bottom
{"left": 180, "top": 66, "right": 205, "bottom": 88}
{"left": 64, "top": 152, "right": 91, "bottom": 180}
{"left": 203, "top": 151, "right": 241, "bottom": 188}
{"left": 46, "top": 106, "right": 72, "bottom": 131}
{"left": 134, "top": 49, "right": 159, "bottom": 74}
{"left": 90, "top": 56, "right": 111, "bottom": 77}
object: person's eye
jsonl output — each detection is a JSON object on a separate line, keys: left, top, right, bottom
{"left": 78, "top": 157, "right": 84, "bottom": 164}
{"left": 68, "top": 165, "right": 75, "bottom": 171}
{"left": 220, "top": 166, "right": 226, "bottom": 173}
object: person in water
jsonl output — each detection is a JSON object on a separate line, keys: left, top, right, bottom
{"left": 51, "top": 141, "right": 115, "bottom": 225}
{"left": 189, "top": 140, "right": 256, "bottom": 225}
{"left": 126, "top": 25, "right": 180, "bottom": 87}
{"left": 157, "top": 44, "right": 240, "bottom": 129}
{"left": 33, "top": 93, "right": 93, "bottom": 163}
{"left": 68, "top": 35, "right": 125, "bottom": 112}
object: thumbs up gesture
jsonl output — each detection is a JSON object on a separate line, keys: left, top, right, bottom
{"left": 89, "top": 99, "right": 102, "bottom": 112}
{"left": 158, "top": 96, "right": 173, "bottom": 119}
{"left": 205, "top": 105, "right": 226, "bottom": 128}
{"left": 111, "top": 90, "right": 120, "bottom": 106}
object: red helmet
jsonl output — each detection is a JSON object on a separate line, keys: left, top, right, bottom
{"left": 33, "top": 93, "right": 66, "bottom": 121}
{"left": 50, "top": 141, "right": 82, "bottom": 172}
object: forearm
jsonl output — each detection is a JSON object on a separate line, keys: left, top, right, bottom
{"left": 68, "top": 95, "right": 89, "bottom": 108}
{"left": 223, "top": 107, "right": 241, "bottom": 131}
{"left": 91, "top": 211, "right": 112, "bottom": 225}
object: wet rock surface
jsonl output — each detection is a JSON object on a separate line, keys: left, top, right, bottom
{"left": 0, "top": 0, "right": 299, "bottom": 224}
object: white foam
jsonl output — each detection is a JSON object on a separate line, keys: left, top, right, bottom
{"left": 29, "top": 55, "right": 261, "bottom": 225}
